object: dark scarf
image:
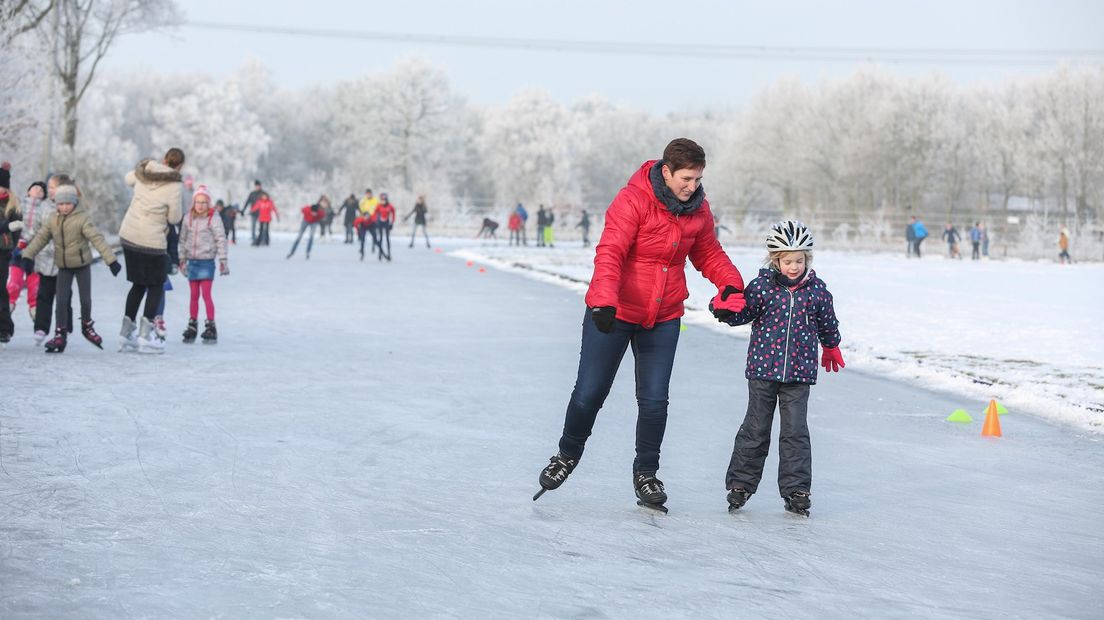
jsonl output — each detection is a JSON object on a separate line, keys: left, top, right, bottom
{"left": 649, "top": 160, "right": 705, "bottom": 216}
{"left": 774, "top": 267, "right": 810, "bottom": 288}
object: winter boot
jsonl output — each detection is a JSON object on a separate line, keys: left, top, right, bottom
{"left": 81, "top": 319, "right": 103, "bottom": 349}
{"left": 44, "top": 328, "right": 67, "bottom": 353}
{"left": 182, "top": 318, "right": 198, "bottom": 343}
{"left": 727, "top": 487, "right": 751, "bottom": 512}
{"left": 633, "top": 473, "right": 668, "bottom": 507}
{"left": 137, "top": 316, "right": 165, "bottom": 354}
{"left": 201, "top": 319, "right": 217, "bottom": 344}
{"left": 119, "top": 316, "right": 139, "bottom": 352}
{"left": 783, "top": 490, "right": 811, "bottom": 517}
{"left": 538, "top": 452, "right": 579, "bottom": 491}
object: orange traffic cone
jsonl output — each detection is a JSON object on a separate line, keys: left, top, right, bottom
{"left": 981, "top": 399, "right": 1002, "bottom": 437}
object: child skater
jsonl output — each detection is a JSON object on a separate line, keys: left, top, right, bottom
{"left": 22, "top": 185, "right": 122, "bottom": 352}
{"left": 177, "top": 185, "right": 228, "bottom": 344}
{"left": 710, "top": 220, "right": 844, "bottom": 517}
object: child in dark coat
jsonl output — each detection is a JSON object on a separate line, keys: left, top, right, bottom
{"left": 711, "top": 220, "right": 843, "bottom": 516}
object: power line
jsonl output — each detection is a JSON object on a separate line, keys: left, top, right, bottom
{"left": 185, "top": 20, "right": 1104, "bottom": 66}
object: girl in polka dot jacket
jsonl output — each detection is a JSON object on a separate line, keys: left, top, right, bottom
{"left": 709, "top": 220, "right": 844, "bottom": 517}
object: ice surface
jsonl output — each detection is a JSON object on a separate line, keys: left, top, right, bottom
{"left": 1, "top": 236, "right": 1102, "bottom": 618}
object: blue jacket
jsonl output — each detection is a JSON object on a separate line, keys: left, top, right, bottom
{"left": 725, "top": 268, "right": 841, "bottom": 385}
{"left": 913, "top": 221, "right": 928, "bottom": 240}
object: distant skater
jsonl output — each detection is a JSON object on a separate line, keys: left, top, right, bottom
{"left": 477, "top": 217, "right": 499, "bottom": 240}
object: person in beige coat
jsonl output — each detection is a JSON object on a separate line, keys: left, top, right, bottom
{"left": 117, "top": 147, "right": 184, "bottom": 353}
{"left": 22, "top": 185, "right": 121, "bottom": 353}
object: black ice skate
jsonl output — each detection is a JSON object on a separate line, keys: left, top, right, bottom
{"left": 201, "top": 320, "right": 217, "bottom": 344}
{"left": 532, "top": 452, "right": 578, "bottom": 501}
{"left": 44, "top": 328, "right": 67, "bottom": 353}
{"left": 727, "top": 488, "right": 751, "bottom": 512}
{"left": 783, "top": 490, "right": 811, "bottom": 517}
{"left": 634, "top": 473, "right": 668, "bottom": 514}
{"left": 81, "top": 319, "right": 103, "bottom": 349}
{"left": 182, "top": 319, "right": 198, "bottom": 343}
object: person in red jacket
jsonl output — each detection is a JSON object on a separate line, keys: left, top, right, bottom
{"left": 286, "top": 196, "right": 328, "bottom": 260}
{"left": 374, "top": 192, "right": 396, "bottom": 262}
{"left": 534, "top": 138, "right": 747, "bottom": 512}
{"left": 507, "top": 210, "right": 523, "bottom": 246}
{"left": 353, "top": 209, "right": 376, "bottom": 261}
{"left": 250, "top": 193, "right": 279, "bottom": 246}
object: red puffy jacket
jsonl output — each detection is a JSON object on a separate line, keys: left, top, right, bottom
{"left": 584, "top": 160, "right": 744, "bottom": 328}
{"left": 252, "top": 197, "right": 278, "bottom": 223}
{"left": 301, "top": 205, "right": 325, "bottom": 224}
{"left": 376, "top": 202, "right": 396, "bottom": 225}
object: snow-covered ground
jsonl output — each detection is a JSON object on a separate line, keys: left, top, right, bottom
{"left": 1, "top": 234, "right": 1102, "bottom": 618}
{"left": 457, "top": 240, "right": 1104, "bottom": 434}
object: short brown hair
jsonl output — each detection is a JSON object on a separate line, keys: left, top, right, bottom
{"left": 663, "top": 138, "right": 706, "bottom": 172}
{"left": 164, "top": 147, "right": 186, "bottom": 169}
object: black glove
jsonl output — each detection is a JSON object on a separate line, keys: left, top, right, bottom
{"left": 590, "top": 306, "right": 617, "bottom": 333}
{"left": 710, "top": 285, "right": 743, "bottom": 322}
{"left": 108, "top": 261, "right": 122, "bottom": 277}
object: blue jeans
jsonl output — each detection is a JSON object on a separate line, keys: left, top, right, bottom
{"left": 288, "top": 221, "right": 317, "bottom": 257}
{"left": 558, "top": 309, "right": 681, "bottom": 474}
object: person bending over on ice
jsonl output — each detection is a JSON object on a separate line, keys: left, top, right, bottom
{"left": 22, "top": 185, "right": 122, "bottom": 353}
{"left": 287, "top": 197, "right": 327, "bottom": 260}
{"left": 534, "top": 138, "right": 747, "bottom": 513}
{"left": 353, "top": 209, "right": 377, "bottom": 261}
{"left": 711, "top": 220, "right": 843, "bottom": 517}
{"left": 476, "top": 217, "right": 498, "bottom": 240}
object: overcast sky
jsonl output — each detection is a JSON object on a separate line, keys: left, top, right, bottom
{"left": 102, "top": 0, "right": 1104, "bottom": 114}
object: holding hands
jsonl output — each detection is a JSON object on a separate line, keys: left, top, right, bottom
{"left": 709, "top": 285, "right": 745, "bottom": 322}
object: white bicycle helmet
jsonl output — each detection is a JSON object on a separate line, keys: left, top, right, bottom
{"left": 766, "top": 220, "right": 814, "bottom": 251}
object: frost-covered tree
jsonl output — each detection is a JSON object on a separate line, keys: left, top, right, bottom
{"left": 0, "top": 16, "right": 52, "bottom": 174}
{"left": 51, "top": 0, "right": 181, "bottom": 148}
{"left": 480, "top": 89, "right": 580, "bottom": 209}
{"left": 570, "top": 96, "right": 665, "bottom": 207}
{"left": 151, "top": 82, "right": 270, "bottom": 199}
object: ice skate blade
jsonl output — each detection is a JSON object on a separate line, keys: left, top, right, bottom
{"left": 785, "top": 507, "right": 810, "bottom": 518}
{"left": 636, "top": 500, "right": 668, "bottom": 514}
{"left": 532, "top": 488, "right": 547, "bottom": 501}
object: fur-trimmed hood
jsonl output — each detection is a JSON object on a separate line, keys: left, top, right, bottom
{"left": 133, "top": 159, "right": 182, "bottom": 186}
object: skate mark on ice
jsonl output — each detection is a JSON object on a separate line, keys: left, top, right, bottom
{"left": 62, "top": 435, "right": 90, "bottom": 482}
{"left": 123, "top": 406, "right": 170, "bottom": 516}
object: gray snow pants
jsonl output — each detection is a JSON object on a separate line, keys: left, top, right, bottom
{"left": 725, "top": 379, "right": 812, "bottom": 498}
{"left": 56, "top": 264, "right": 92, "bottom": 329}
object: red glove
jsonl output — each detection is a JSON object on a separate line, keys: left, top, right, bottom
{"left": 821, "top": 346, "right": 845, "bottom": 372}
{"left": 709, "top": 285, "right": 746, "bottom": 321}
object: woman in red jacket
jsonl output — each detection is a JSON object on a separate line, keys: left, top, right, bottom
{"left": 534, "top": 138, "right": 747, "bottom": 512}
{"left": 374, "top": 193, "right": 396, "bottom": 262}
{"left": 250, "top": 193, "right": 279, "bottom": 246}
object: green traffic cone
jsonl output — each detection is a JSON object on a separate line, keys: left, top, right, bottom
{"left": 946, "top": 409, "right": 973, "bottom": 423}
